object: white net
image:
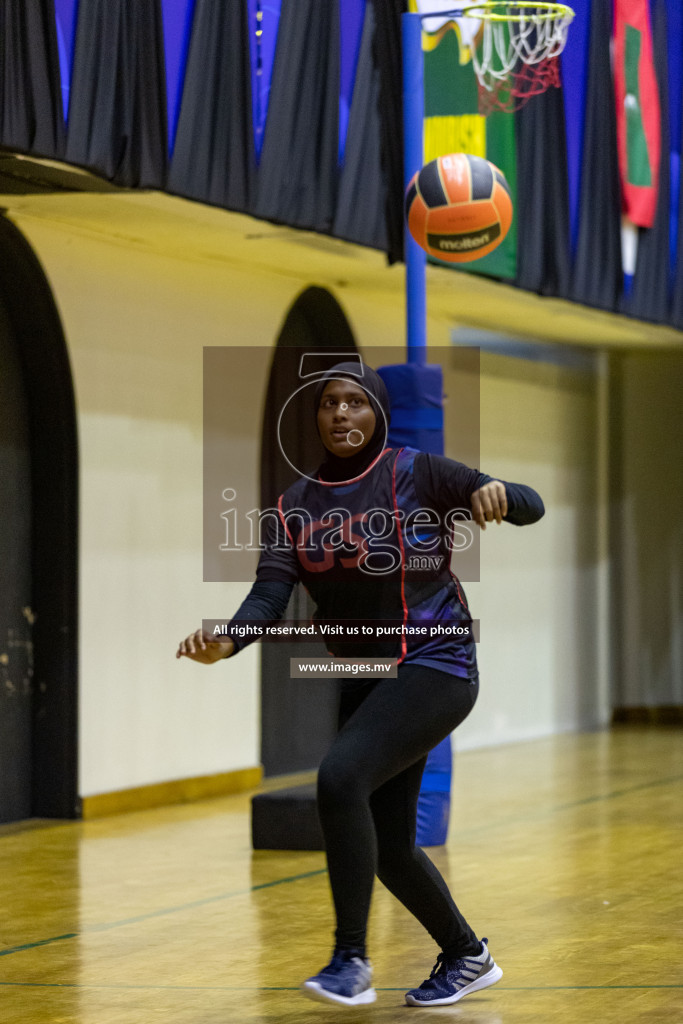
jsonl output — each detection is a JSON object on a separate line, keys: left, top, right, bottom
{"left": 461, "top": 2, "right": 575, "bottom": 110}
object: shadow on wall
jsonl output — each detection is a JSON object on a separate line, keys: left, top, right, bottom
{"left": 260, "top": 286, "right": 358, "bottom": 778}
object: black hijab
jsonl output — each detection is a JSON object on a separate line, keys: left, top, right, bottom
{"left": 313, "top": 362, "right": 391, "bottom": 483}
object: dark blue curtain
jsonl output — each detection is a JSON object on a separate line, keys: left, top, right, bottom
{"left": 253, "top": 0, "right": 340, "bottom": 232}
{"left": 672, "top": 119, "right": 683, "bottom": 328}
{"left": 626, "top": 0, "right": 670, "bottom": 324}
{"left": 5, "top": 0, "right": 683, "bottom": 328}
{"left": 672, "top": 201, "right": 683, "bottom": 327}
{"left": 334, "top": 0, "right": 387, "bottom": 249}
{"left": 167, "top": 0, "right": 255, "bottom": 211}
{"left": 570, "top": 0, "right": 623, "bottom": 311}
{"left": 515, "top": 85, "right": 572, "bottom": 297}
{"left": 65, "top": 0, "right": 168, "bottom": 188}
{"left": 370, "top": 0, "right": 407, "bottom": 264}
{"left": 560, "top": 0, "right": 591, "bottom": 255}
{"left": 665, "top": 0, "right": 682, "bottom": 326}
{"left": 0, "top": 0, "right": 64, "bottom": 158}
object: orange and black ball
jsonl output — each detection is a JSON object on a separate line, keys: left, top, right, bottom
{"left": 405, "top": 152, "right": 513, "bottom": 263}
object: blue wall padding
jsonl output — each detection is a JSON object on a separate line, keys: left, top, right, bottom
{"left": 377, "top": 362, "right": 452, "bottom": 847}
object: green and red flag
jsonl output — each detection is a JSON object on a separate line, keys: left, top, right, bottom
{"left": 613, "top": 0, "right": 661, "bottom": 227}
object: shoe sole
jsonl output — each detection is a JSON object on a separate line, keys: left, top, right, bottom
{"left": 405, "top": 964, "right": 503, "bottom": 1007}
{"left": 301, "top": 981, "right": 377, "bottom": 1006}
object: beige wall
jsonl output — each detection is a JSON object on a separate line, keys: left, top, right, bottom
{"left": 613, "top": 352, "right": 683, "bottom": 708}
{"left": 454, "top": 350, "right": 611, "bottom": 748}
{"left": 6, "top": 189, "right": 616, "bottom": 797}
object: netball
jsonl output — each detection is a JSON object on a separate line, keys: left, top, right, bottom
{"left": 405, "top": 152, "right": 513, "bottom": 263}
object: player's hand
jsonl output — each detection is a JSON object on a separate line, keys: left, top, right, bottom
{"left": 176, "top": 629, "right": 234, "bottom": 664}
{"left": 471, "top": 480, "right": 508, "bottom": 530}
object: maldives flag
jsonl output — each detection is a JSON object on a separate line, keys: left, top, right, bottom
{"left": 613, "top": 0, "right": 661, "bottom": 227}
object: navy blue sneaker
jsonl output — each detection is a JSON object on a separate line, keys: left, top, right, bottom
{"left": 301, "top": 950, "right": 376, "bottom": 1006}
{"left": 405, "top": 938, "right": 502, "bottom": 1007}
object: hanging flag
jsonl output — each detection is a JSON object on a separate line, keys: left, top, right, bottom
{"left": 412, "top": 0, "right": 482, "bottom": 161}
{"left": 613, "top": 0, "right": 661, "bottom": 227}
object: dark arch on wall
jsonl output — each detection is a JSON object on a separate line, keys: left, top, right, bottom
{"left": 0, "top": 213, "right": 79, "bottom": 819}
{"left": 259, "top": 285, "right": 358, "bottom": 776}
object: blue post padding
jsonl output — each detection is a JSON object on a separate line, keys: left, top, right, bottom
{"left": 377, "top": 363, "right": 444, "bottom": 455}
{"left": 377, "top": 362, "right": 452, "bottom": 847}
{"left": 415, "top": 789, "right": 451, "bottom": 847}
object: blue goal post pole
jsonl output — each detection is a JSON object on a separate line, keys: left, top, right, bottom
{"left": 402, "top": 11, "right": 427, "bottom": 367}
{"left": 377, "top": 13, "right": 452, "bottom": 848}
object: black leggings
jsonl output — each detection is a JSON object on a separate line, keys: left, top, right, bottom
{"left": 316, "top": 664, "right": 481, "bottom": 959}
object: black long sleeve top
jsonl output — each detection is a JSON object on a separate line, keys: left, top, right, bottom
{"left": 226, "top": 453, "right": 544, "bottom": 653}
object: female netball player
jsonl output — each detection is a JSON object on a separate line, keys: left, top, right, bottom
{"left": 177, "top": 362, "right": 544, "bottom": 1008}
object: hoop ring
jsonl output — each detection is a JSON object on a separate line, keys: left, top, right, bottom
{"left": 462, "top": 2, "right": 574, "bottom": 22}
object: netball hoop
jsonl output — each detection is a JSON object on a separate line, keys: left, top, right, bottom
{"left": 461, "top": 2, "right": 575, "bottom": 113}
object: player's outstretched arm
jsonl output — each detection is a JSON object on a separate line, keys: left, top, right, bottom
{"left": 413, "top": 453, "right": 544, "bottom": 529}
{"left": 176, "top": 629, "right": 234, "bottom": 664}
{"left": 471, "top": 478, "right": 545, "bottom": 529}
{"left": 176, "top": 580, "right": 295, "bottom": 665}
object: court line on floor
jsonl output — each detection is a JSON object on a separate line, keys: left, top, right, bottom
{"left": 452, "top": 771, "right": 683, "bottom": 841}
{"left": 0, "top": 867, "right": 327, "bottom": 958}
{"left": 2, "top": 770, "right": 682, "bottom": 962}
{"left": 552, "top": 772, "right": 683, "bottom": 811}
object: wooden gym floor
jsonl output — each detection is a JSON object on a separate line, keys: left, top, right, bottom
{"left": 1, "top": 726, "right": 682, "bottom": 1024}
